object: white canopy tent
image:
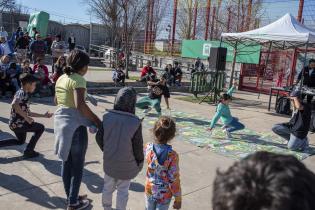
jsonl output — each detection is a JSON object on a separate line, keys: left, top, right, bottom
{"left": 220, "top": 13, "right": 315, "bottom": 97}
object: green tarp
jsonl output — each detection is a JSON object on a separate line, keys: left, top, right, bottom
{"left": 181, "top": 40, "right": 261, "bottom": 64}
{"left": 27, "top": 11, "right": 50, "bottom": 38}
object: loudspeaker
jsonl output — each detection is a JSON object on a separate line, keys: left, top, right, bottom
{"left": 208, "top": 47, "right": 227, "bottom": 70}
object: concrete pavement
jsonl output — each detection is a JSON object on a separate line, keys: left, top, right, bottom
{"left": 0, "top": 90, "right": 315, "bottom": 210}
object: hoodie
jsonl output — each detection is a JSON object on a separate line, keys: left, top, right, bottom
{"left": 96, "top": 87, "right": 144, "bottom": 180}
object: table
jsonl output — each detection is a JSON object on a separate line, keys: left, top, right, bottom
{"left": 268, "top": 86, "right": 315, "bottom": 111}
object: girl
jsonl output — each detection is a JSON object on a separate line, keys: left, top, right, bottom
{"left": 51, "top": 55, "right": 66, "bottom": 83}
{"left": 21, "top": 59, "right": 33, "bottom": 74}
{"left": 144, "top": 116, "right": 182, "bottom": 210}
{"left": 54, "top": 50, "right": 101, "bottom": 210}
{"left": 207, "top": 82, "right": 245, "bottom": 138}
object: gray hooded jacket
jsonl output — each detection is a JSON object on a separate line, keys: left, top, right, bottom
{"left": 96, "top": 87, "right": 144, "bottom": 180}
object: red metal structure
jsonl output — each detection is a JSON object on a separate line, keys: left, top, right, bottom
{"left": 204, "top": 0, "right": 211, "bottom": 40}
{"left": 210, "top": 6, "right": 216, "bottom": 40}
{"left": 144, "top": 0, "right": 151, "bottom": 53}
{"left": 171, "top": 0, "right": 178, "bottom": 55}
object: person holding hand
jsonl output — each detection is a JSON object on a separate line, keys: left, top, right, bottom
{"left": 9, "top": 73, "right": 52, "bottom": 159}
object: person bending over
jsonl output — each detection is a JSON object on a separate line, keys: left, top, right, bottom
{"left": 272, "top": 89, "right": 311, "bottom": 151}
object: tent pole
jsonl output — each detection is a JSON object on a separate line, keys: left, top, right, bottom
{"left": 300, "top": 41, "right": 309, "bottom": 89}
{"left": 258, "top": 41, "right": 272, "bottom": 99}
{"left": 229, "top": 40, "right": 238, "bottom": 88}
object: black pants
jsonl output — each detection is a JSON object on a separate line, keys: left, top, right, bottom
{"left": 11, "top": 122, "right": 45, "bottom": 152}
{"left": 302, "top": 94, "right": 313, "bottom": 104}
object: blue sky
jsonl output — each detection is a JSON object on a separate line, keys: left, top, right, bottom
{"left": 17, "top": 0, "right": 302, "bottom": 25}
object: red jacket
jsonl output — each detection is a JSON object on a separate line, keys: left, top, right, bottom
{"left": 33, "top": 64, "right": 51, "bottom": 85}
{"left": 141, "top": 66, "right": 156, "bottom": 77}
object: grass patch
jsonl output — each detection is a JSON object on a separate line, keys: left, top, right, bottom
{"left": 88, "top": 67, "right": 112, "bottom": 71}
{"left": 128, "top": 76, "right": 140, "bottom": 81}
{"left": 175, "top": 95, "right": 214, "bottom": 104}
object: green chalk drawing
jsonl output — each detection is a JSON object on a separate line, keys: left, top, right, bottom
{"left": 136, "top": 108, "right": 315, "bottom": 160}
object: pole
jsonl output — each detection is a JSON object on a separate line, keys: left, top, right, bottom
{"left": 124, "top": 1, "right": 129, "bottom": 78}
{"left": 171, "top": 0, "right": 178, "bottom": 56}
{"left": 149, "top": 0, "right": 155, "bottom": 54}
{"left": 300, "top": 42, "right": 309, "bottom": 89}
{"left": 192, "top": 1, "right": 198, "bottom": 40}
{"left": 229, "top": 41, "right": 238, "bottom": 88}
{"left": 144, "top": 0, "right": 151, "bottom": 53}
{"left": 246, "top": 0, "right": 252, "bottom": 30}
{"left": 258, "top": 42, "right": 272, "bottom": 99}
{"left": 210, "top": 6, "right": 216, "bottom": 40}
{"left": 297, "top": 0, "right": 304, "bottom": 22}
{"left": 237, "top": 0, "right": 240, "bottom": 31}
{"left": 204, "top": 0, "right": 211, "bottom": 40}
{"left": 227, "top": 7, "right": 231, "bottom": 32}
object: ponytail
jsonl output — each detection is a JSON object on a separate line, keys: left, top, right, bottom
{"left": 65, "top": 50, "right": 90, "bottom": 75}
{"left": 64, "top": 66, "right": 73, "bottom": 75}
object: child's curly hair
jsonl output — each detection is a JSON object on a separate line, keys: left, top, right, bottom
{"left": 153, "top": 116, "right": 176, "bottom": 144}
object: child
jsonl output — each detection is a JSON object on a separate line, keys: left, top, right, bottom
{"left": 96, "top": 87, "right": 144, "bottom": 210}
{"left": 112, "top": 64, "right": 126, "bottom": 86}
{"left": 144, "top": 116, "right": 182, "bottom": 210}
{"left": 6, "top": 62, "right": 21, "bottom": 92}
{"left": 9, "top": 73, "right": 53, "bottom": 158}
{"left": 21, "top": 59, "right": 33, "bottom": 74}
{"left": 207, "top": 82, "right": 245, "bottom": 138}
{"left": 136, "top": 75, "right": 170, "bottom": 116}
{"left": 33, "top": 57, "right": 52, "bottom": 96}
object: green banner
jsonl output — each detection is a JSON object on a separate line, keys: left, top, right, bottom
{"left": 181, "top": 40, "right": 261, "bottom": 64}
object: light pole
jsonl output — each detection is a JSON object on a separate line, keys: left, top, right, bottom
{"left": 166, "top": 24, "right": 171, "bottom": 55}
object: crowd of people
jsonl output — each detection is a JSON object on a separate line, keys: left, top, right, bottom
{"left": 0, "top": 27, "right": 77, "bottom": 98}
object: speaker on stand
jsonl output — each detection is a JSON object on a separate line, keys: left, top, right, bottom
{"left": 199, "top": 47, "right": 227, "bottom": 104}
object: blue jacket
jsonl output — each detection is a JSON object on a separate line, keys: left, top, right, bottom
{"left": 0, "top": 33, "right": 16, "bottom": 56}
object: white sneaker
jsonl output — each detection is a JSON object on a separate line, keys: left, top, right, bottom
{"left": 224, "top": 129, "right": 233, "bottom": 139}
{"left": 143, "top": 107, "right": 152, "bottom": 114}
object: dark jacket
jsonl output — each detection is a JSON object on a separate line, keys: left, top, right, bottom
{"left": 15, "top": 37, "right": 30, "bottom": 49}
{"left": 298, "top": 66, "right": 315, "bottom": 87}
{"left": 287, "top": 103, "right": 311, "bottom": 139}
{"left": 96, "top": 87, "right": 144, "bottom": 180}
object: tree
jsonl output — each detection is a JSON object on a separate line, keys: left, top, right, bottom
{"left": 0, "top": 0, "right": 15, "bottom": 12}
{"left": 177, "top": 0, "right": 194, "bottom": 40}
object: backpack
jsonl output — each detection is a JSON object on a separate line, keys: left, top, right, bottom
{"left": 276, "top": 97, "right": 292, "bottom": 115}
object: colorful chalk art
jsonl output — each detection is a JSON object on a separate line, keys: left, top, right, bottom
{"left": 136, "top": 109, "right": 315, "bottom": 160}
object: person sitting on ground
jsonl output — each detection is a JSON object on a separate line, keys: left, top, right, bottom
{"left": 15, "top": 32, "right": 30, "bottom": 65}
{"left": 9, "top": 73, "right": 52, "bottom": 158}
{"left": 296, "top": 59, "right": 315, "bottom": 103}
{"left": 6, "top": 62, "right": 21, "bottom": 93}
{"left": 0, "top": 55, "right": 12, "bottom": 97}
{"left": 29, "top": 34, "right": 47, "bottom": 64}
{"left": 207, "top": 82, "right": 245, "bottom": 139}
{"left": 212, "top": 151, "right": 315, "bottom": 210}
{"left": 272, "top": 89, "right": 311, "bottom": 151}
{"left": 33, "top": 57, "right": 52, "bottom": 96}
{"left": 144, "top": 116, "right": 182, "bottom": 210}
{"left": 140, "top": 61, "right": 157, "bottom": 82}
{"left": 136, "top": 75, "right": 170, "bottom": 116}
{"left": 96, "top": 87, "right": 144, "bottom": 210}
{"left": 51, "top": 55, "right": 66, "bottom": 83}
{"left": 173, "top": 61, "right": 183, "bottom": 86}
{"left": 112, "top": 64, "right": 126, "bottom": 85}
{"left": 21, "top": 59, "right": 33, "bottom": 74}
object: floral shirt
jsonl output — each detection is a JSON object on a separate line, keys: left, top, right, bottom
{"left": 9, "top": 89, "right": 30, "bottom": 129}
{"left": 145, "top": 143, "right": 182, "bottom": 204}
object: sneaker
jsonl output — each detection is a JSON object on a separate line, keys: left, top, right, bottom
{"left": 224, "top": 129, "right": 233, "bottom": 139}
{"left": 143, "top": 107, "right": 152, "bottom": 114}
{"left": 67, "top": 199, "right": 90, "bottom": 210}
{"left": 221, "top": 125, "right": 228, "bottom": 130}
{"left": 23, "top": 150, "right": 40, "bottom": 159}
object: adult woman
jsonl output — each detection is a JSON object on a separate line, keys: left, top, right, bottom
{"left": 54, "top": 50, "right": 101, "bottom": 210}
{"left": 51, "top": 35, "right": 66, "bottom": 73}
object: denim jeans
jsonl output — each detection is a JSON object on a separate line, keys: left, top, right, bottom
{"left": 102, "top": 173, "right": 131, "bottom": 210}
{"left": 145, "top": 196, "right": 171, "bottom": 210}
{"left": 226, "top": 117, "right": 245, "bottom": 133}
{"left": 61, "top": 126, "right": 88, "bottom": 205}
{"left": 272, "top": 123, "right": 309, "bottom": 151}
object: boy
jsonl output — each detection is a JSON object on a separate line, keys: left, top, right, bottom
{"left": 96, "top": 87, "right": 143, "bottom": 210}
{"left": 9, "top": 73, "right": 52, "bottom": 158}
{"left": 212, "top": 151, "right": 315, "bottom": 210}
{"left": 136, "top": 75, "right": 170, "bottom": 116}
{"left": 272, "top": 89, "right": 311, "bottom": 151}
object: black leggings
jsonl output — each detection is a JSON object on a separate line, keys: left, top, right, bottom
{"left": 11, "top": 122, "right": 45, "bottom": 151}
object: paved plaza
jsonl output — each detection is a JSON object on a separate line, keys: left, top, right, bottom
{"left": 1, "top": 88, "right": 315, "bottom": 210}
